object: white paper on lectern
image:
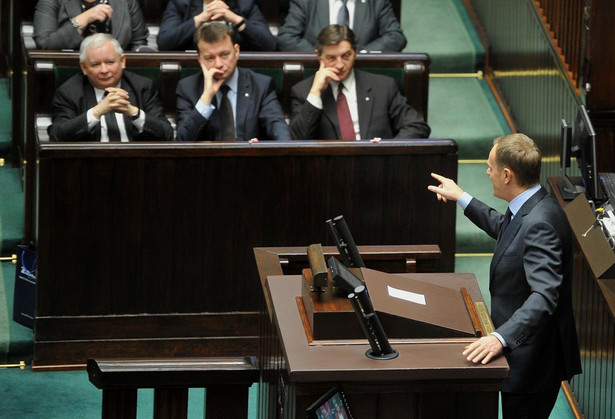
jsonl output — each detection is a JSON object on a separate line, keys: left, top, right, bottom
{"left": 387, "top": 285, "right": 426, "bottom": 305}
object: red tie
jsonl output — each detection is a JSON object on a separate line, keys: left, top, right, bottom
{"left": 337, "top": 83, "right": 355, "bottom": 141}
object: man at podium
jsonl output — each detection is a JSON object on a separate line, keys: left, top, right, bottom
{"left": 428, "top": 133, "right": 581, "bottom": 419}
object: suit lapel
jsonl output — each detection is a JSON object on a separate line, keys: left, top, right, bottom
{"left": 108, "top": 0, "right": 124, "bottom": 39}
{"left": 120, "top": 75, "right": 137, "bottom": 140}
{"left": 353, "top": 0, "right": 366, "bottom": 30}
{"left": 318, "top": 0, "right": 331, "bottom": 27}
{"left": 83, "top": 77, "right": 102, "bottom": 141}
{"left": 490, "top": 187, "right": 548, "bottom": 278}
{"left": 355, "top": 71, "right": 373, "bottom": 138}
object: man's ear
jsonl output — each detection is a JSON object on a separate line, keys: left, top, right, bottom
{"left": 80, "top": 62, "right": 87, "bottom": 75}
{"left": 503, "top": 167, "right": 513, "bottom": 184}
{"left": 120, "top": 54, "right": 126, "bottom": 70}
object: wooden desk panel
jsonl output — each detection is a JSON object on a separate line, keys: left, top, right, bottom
{"left": 34, "top": 140, "right": 457, "bottom": 369}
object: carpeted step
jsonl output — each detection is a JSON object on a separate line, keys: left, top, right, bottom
{"left": 402, "top": 0, "right": 485, "bottom": 73}
{"left": 429, "top": 77, "right": 511, "bottom": 160}
{"left": 0, "top": 167, "right": 24, "bottom": 254}
{"left": 0, "top": 80, "right": 12, "bottom": 157}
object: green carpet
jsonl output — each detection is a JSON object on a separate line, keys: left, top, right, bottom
{"left": 0, "top": 79, "right": 12, "bottom": 156}
{"left": 402, "top": 0, "right": 485, "bottom": 73}
{"left": 0, "top": 253, "right": 9, "bottom": 364}
{"left": 0, "top": 166, "right": 25, "bottom": 255}
{"left": 429, "top": 77, "right": 511, "bottom": 159}
{"left": 0, "top": 368, "right": 258, "bottom": 419}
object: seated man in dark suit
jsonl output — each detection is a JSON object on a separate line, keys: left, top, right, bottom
{"left": 290, "top": 24, "right": 430, "bottom": 141}
{"left": 49, "top": 33, "right": 173, "bottom": 142}
{"left": 176, "top": 22, "right": 290, "bottom": 141}
{"left": 278, "top": 0, "right": 406, "bottom": 52}
{"left": 157, "top": 0, "right": 276, "bottom": 51}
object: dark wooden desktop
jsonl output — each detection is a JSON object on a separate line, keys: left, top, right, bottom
{"left": 34, "top": 139, "right": 457, "bottom": 369}
{"left": 259, "top": 271, "right": 508, "bottom": 419}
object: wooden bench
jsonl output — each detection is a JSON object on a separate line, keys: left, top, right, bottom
{"left": 87, "top": 357, "right": 259, "bottom": 419}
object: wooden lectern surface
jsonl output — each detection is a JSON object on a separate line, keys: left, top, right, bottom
{"left": 266, "top": 274, "right": 508, "bottom": 384}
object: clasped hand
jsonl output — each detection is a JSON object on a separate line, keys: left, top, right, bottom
{"left": 94, "top": 88, "right": 137, "bottom": 119}
{"left": 195, "top": 1, "right": 242, "bottom": 27}
{"left": 76, "top": 3, "right": 113, "bottom": 28}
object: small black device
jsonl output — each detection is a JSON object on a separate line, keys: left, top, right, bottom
{"left": 328, "top": 257, "right": 398, "bottom": 360}
{"left": 305, "top": 385, "right": 353, "bottom": 419}
{"left": 557, "top": 118, "right": 585, "bottom": 200}
{"left": 574, "top": 105, "right": 605, "bottom": 203}
{"left": 327, "top": 256, "right": 363, "bottom": 294}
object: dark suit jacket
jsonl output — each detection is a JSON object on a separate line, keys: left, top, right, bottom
{"left": 157, "top": 0, "right": 276, "bottom": 51}
{"left": 289, "top": 69, "right": 430, "bottom": 140}
{"left": 176, "top": 67, "right": 291, "bottom": 141}
{"left": 33, "top": 0, "right": 148, "bottom": 50}
{"left": 278, "top": 0, "right": 406, "bottom": 52}
{"left": 465, "top": 187, "right": 582, "bottom": 393}
{"left": 49, "top": 71, "right": 174, "bottom": 142}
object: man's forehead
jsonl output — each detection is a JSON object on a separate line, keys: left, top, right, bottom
{"left": 198, "top": 37, "right": 235, "bottom": 54}
{"left": 321, "top": 41, "right": 354, "bottom": 56}
{"left": 85, "top": 44, "right": 120, "bottom": 61}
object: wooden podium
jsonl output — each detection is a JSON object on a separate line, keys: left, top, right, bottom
{"left": 255, "top": 248, "right": 508, "bottom": 419}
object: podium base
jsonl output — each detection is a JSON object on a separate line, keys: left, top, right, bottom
{"left": 366, "top": 349, "right": 399, "bottom": 360}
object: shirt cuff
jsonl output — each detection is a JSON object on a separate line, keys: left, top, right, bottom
{"left": 87, "top": 108, "right": 100, "bottom": 130}
{"left": 458, "top": 192, "right": 473, "bottom": 210}
{"left": 196, "top": 99, "right": 215, "bottom": 119}
{"left": 491, "top": 331, "right": 508, "bottom": 348}
{"left": 307, "top": 93, "right": 323, "bottom": 110}
{"left": 130, "top": 109, "right": 145, "bottom": 133}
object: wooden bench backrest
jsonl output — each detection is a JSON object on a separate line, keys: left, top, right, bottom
{"left": 28, "top": 51, "right": 430, "bottom": 121}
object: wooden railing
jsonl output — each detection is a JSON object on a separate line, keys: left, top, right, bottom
{"left": 535, "top": 0, "right": 586, "bottom": 91}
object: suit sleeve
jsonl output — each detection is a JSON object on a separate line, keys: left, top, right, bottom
{"left": 277, "top": 0, "right": 316, "bottom": 52}
{"left": 156, "top": 0, "right": 196, "bottom": 51}
{"left": 126, "top": 0, "right": 149, "bottom": 49}
{"left": 49, "top": 84, "right": 95, "bottom": 142}
{"left": 289, "top": 82, "right": 322, "bottom": 140}
{"left": 386, "top": 81, "right": 430, "bottom": 139}
{"left": 464, "top": 198, "right": 506, "bottom": 240}
{"left": 134, "top": 78, "right": 174, "bottom": 141}
{"left": 33, "top": 0, "right": 83, "bottom": 50}
{"left": 361, "top": 0, "right": 407, "bottom": 52}
{"left": 496, "top": 221, "right": 565, "bottom": 350}
{"left": 176, "top": 79, "right": 211, "bottom": 141}
{"left": 258, "top": 78, "right": 291, "bottom": 140}
{"left": 236, "top": 3, "right": 277, "bottom": 51}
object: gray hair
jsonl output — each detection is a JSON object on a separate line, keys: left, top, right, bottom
{"left": 79, "top": 34, "right": 124, "bottom": 62}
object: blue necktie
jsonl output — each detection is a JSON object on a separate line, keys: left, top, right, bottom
{"left": 338, "top": 0, "right": 350, "bottom": 26}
